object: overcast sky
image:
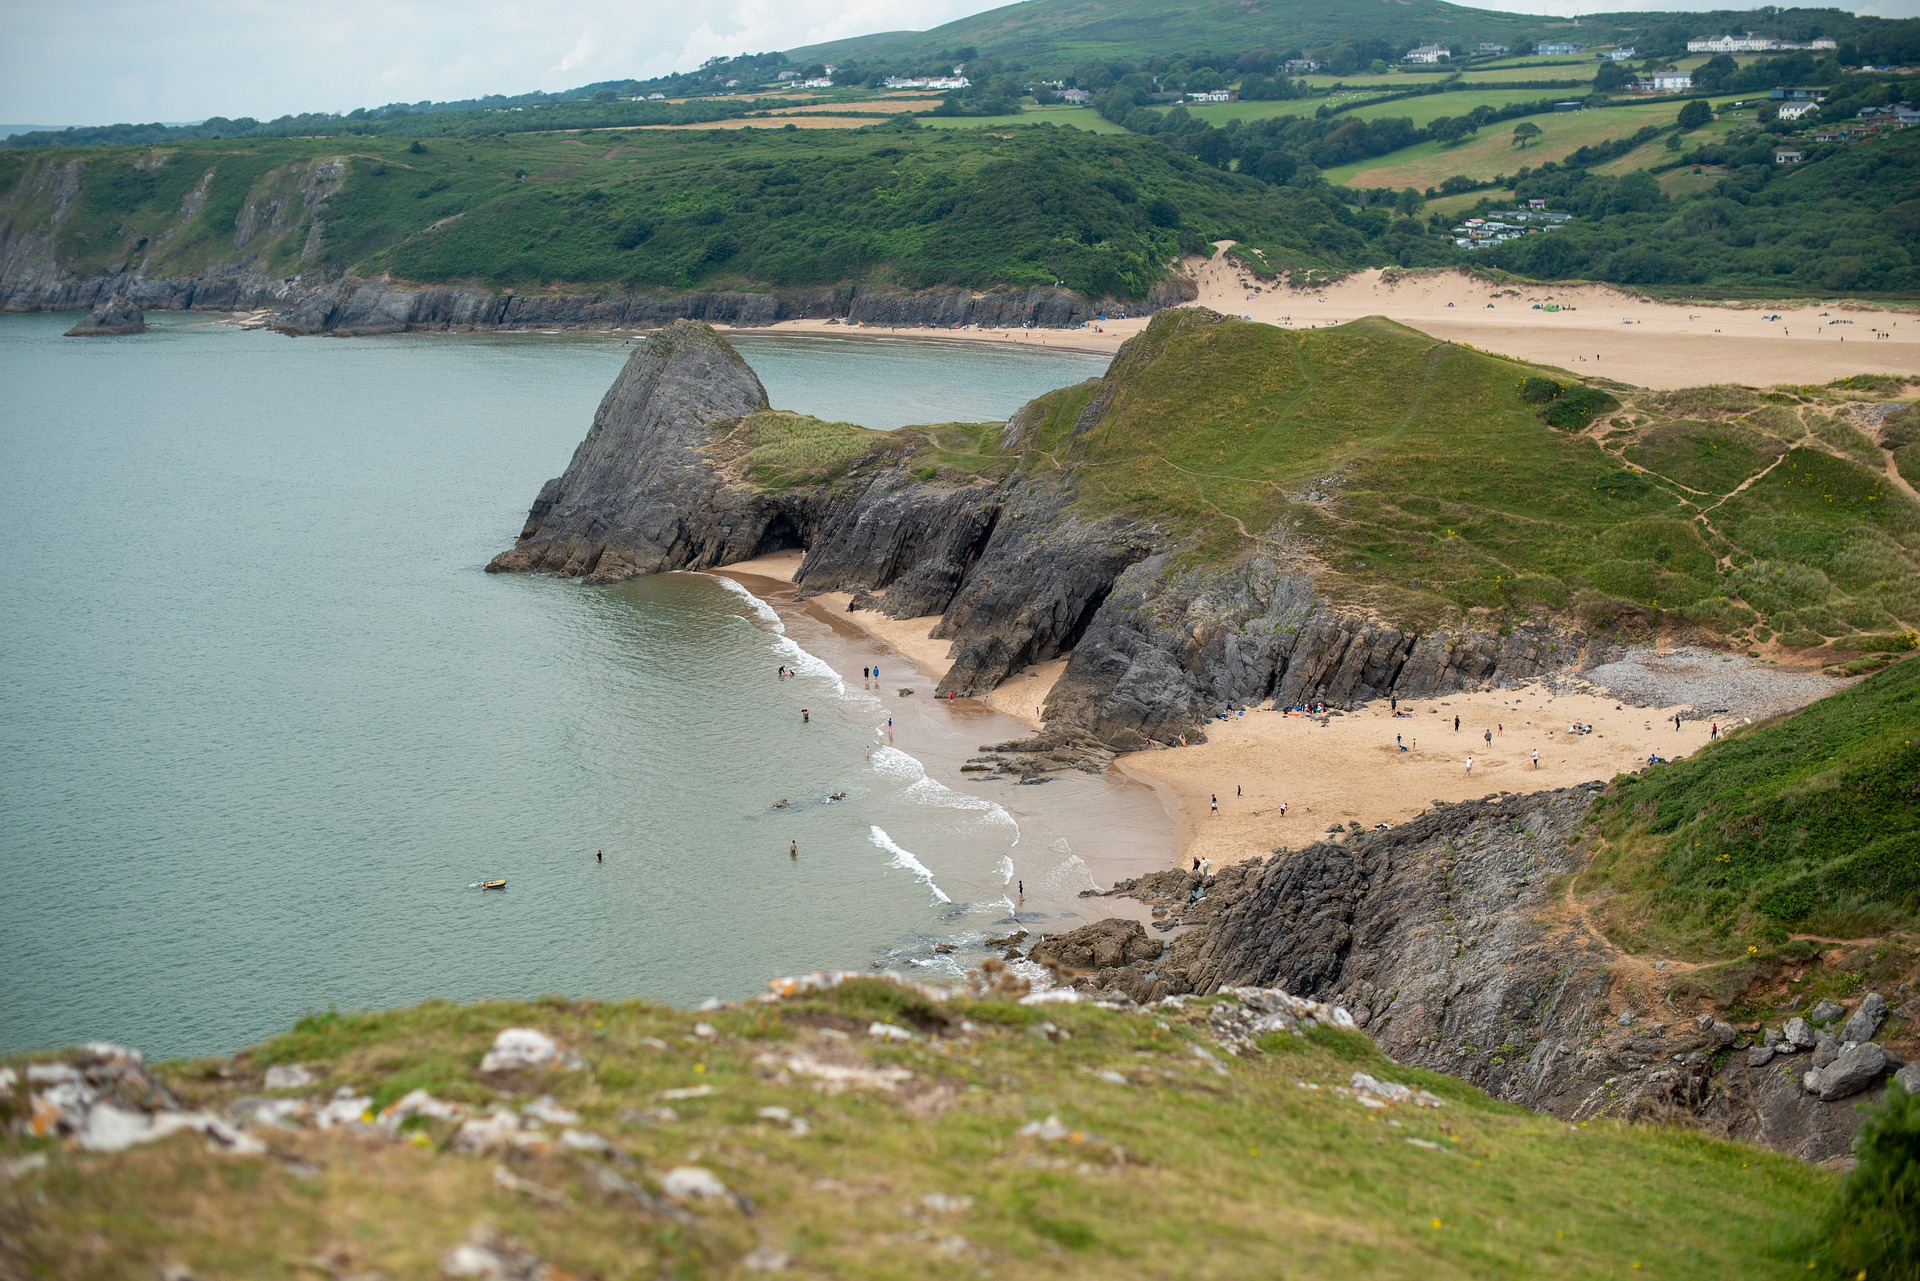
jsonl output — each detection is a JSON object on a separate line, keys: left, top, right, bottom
{"left": 3, "top": 0, "right": 1913, "bottom": 128}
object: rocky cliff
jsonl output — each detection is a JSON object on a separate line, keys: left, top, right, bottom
{"left": 490, "top": 317, "right": 1606, "bottom": 758}
{"left": 1048, "top": 787, "right": 1916, "bottom": 1162}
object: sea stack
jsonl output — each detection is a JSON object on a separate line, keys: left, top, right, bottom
{"left": 486, "top": 321, "right": 772, "bottom": 583}
{"left": 64, "top": 296, "right": 147, "bottom": 336}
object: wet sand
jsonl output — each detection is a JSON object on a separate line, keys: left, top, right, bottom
{"left": 705, "top": 554, "right": 1170, "bottom": 926}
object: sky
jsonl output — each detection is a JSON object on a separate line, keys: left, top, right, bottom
{"left": 2, "top": 0, "right": 1914, "bottom": 128}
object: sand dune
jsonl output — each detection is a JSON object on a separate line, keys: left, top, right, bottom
{"left": 731, "top": 257, "right": 1919, "bottom": 390}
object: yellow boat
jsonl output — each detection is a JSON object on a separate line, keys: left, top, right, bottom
{"left": 481, "top": 880, "right": 507, "bottom": 891}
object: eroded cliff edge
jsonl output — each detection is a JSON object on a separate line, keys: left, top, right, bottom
{"left": 487, "top": 316, "right": 1601, "bottom": 755}
{"left": 1053, "top": 788, "right": 1917, "bottom": 1163}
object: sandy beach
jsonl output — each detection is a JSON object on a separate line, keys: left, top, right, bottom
{"left": 709, "top": 554, "right": 1849, "bottom": 875}
{"left": 722, "top": 258, "right": 1920, "bottom": 390}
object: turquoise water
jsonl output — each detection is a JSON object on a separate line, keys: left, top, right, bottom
{"left": 0, "top": 313, "right": 1154, "bottom": 1060}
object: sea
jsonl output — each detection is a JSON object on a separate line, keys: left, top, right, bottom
{"left": 0, "top": 312, "right": 1174, "bottom": 1061}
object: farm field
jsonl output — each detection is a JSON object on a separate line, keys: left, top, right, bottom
{"left": 919, "top": 106, "right": 1129, "bottom": 132}
{"left": 1343, "top": 87, "right": 1573, "bottom": 125}
{"left": 1325, "top": 100, "right": 1683, "bottom": 188}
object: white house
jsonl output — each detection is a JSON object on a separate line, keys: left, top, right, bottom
{"left": 1775, "top": 148, "right": 1806, "bottom": 163}
{"left": 801, "top": 77, "right": 833, "bottom": 89}
{"left": 1601, "top": 47, "right": 1637, "bottom": 61}
{"left": 1537, "top": 42, "right": 1585, "bottom": 56}
{"left": 1648, "top": 71, "right": 1693, "bottom": 92}
{"left": 1058, "top": 88, "right": 1091, "bottom": 104}
{"left": 1404, "top": 44, "right": 1451, "bottom": 64}
{"left": 1688, "top": 34, "right": 1839, "bottom": 53}
{"left": 1187, "top": 90, "right": 1235, "bottom": 103}
{"left": 1777, "top": 101, "right": 1819, "bottom": 120}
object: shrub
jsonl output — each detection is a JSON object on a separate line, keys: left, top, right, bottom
{"left": 1520, "top": 376, "right": 1563, "bottom": 404}
{"left": 1543, "top": 386, "right": 1620, "bottom": 430}
{"left": 1825, "top": 1082, "right": 1920, "bottom": 1279}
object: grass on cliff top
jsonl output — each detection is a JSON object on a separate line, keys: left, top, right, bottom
{"left": 1021, "top": 310, "right": 1920, "bottom": 650}
{"left": 1, "top": 979, "right": 1835, "bottom": 1279}
{"left": 710, "top": 412, "right": 1013, "bottom": 491}
{"left": 1584, "top": 655, "right": 1920, "bottom": 959}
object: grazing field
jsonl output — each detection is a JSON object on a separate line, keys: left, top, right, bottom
{"left": 1325, "top": 101, "right": 1681, "bottom": 188}
{"left": 919, "top": 106, "right": 1130, "bottom": 133}
{"left": 1344, "top": 88, "right": 1576, "bottom": 126}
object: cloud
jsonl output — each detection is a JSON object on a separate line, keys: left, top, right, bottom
{"left": 4, "top": 0, "right": 1917, "bottom": 127}
{"left": 0, "top": 0, "right": 1008, "bottom": 126}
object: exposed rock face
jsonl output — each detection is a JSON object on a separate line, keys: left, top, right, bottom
{"left": 1029, "top": 919, "right": 1162, "bottom": 978}
{"left": 489, "top": 320, "right": 1600, "bottom": 754}
{"left": 63, "top": 296, "right": 145, "bottom": 336}
{"left": 1071, "top": 788, "right": 1895, "bottom": 1161}
{"left": 485, "top": 321, "right": 777, "bottom": 583}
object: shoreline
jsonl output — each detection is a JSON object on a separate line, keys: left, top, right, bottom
{"left": 713, "top": 549, "right": 1849, "bottom": 873}
{"left": 703, "top": 553, "right": 1174, "bottom": 927}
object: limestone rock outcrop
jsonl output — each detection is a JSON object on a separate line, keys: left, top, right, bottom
{"left": 63, "top": 296, "right": 145, "bottom": 336}
{"left": 1072, "top": 787, "right": 1905, "bottom": 1162}
{"left": 488, "top": 320, "right": 1599, "bottom": 755}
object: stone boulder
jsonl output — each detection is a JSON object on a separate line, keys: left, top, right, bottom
{"left": 64, "top": 296, "right": 146, "bottom": 336}
{"left": 1842, "top": 993, "right": 1887, "bottom": 1045}
{"left": 1805, "top": 1042, "right": 1889, "bottom": 1102}
{"left": 1807, "top": 999, "right": 1845, "bottom": 1025}
{"left": 1895, "top": 1062, "right": 1920, "bottom": 1096}
{"left": 1029, "top": 918, "right": 1163, "bottom": 977}
{"left": 1784, "top": 1017, "right": 1816, "bottom": 1050}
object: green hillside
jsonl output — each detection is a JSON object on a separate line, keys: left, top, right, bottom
{"left": 0, "top": 978, "right": 1836, "bottom": 1278}
{"left": 791, "top": 0, "right": 1553, "bottom": 69}
{"left": 1005, "top": 311, "right": 1920, "bottom": 651}
{"left": 0, "top": 127, "right": 1405, "bottom": 301}
{"left": 1587, "top": 655, "right": 1920, "bottom": 955}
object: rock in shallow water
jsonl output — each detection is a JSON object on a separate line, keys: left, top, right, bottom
{"left": 64, "top": 296, "right": 146, "bottom": 336}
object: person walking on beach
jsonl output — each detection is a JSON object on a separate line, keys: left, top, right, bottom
{"left": 596, "top": 850, "right": 603, "bottom": 865}
{"left": 1484, "top": 729, "right": 1492, "bottom": 748}
{"left": 863, "top": 666, "right": 870, "bottom": 681}
{"left": 1192, "top": 856, "right": 1201, "bottom": 872}
{"left": 1454, "top": 715, "right": 1460, "bottom": 732}
{"left": 1465, "top": 755, "right": 1474, "bottom": 775}
{"left": 1211, "top": 794, "right": 1219, "bottom": 814}
{"left": 1532, "top": 749, "right": 1539, "bottom": 769}
{"left": 790, "top": 840, "right": 798, "bottom": 859}
{"left": 1711, "top": 722, "right": 1719, "bottom": 740}
{"left": 802, "top": 708, "right": 810, "bottom": 723}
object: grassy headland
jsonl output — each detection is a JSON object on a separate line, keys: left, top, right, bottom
{"left": 0, "top": 979, "right": 1836, "bottom": 1278}
{"left": 995, "top": 311, "right": 1919, "bottom": 654}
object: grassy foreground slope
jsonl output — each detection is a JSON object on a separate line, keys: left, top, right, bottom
{"left": 1006, "top": 311, "right": 1920, "bottom": 657}
{"left": 1588, "top": 656, "right": 1920, "bottom": 956}
{"left": 0, "top": 127, "right": 1383, "bottom": 301}
{"left": 0, "top": 979, "right": 1833, "bottom": 1278}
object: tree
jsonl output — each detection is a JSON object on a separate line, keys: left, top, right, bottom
{"left": 1594, "top": 62, "right": 1631, "bottom": 93}
{"left": 1512, "top": 121, "right": 1544, "bottom": 148}
{"left": 1678, "top": 98, "right": 1712, "bottom": 130}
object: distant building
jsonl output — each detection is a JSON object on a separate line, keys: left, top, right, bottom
{"left": 1553, "top": 101, "right": 1584, "bottom": 112}
{"left": 1601, "top": 47, "right": 1637, "bottom": 61}
{"left": 1776, "top": 102, "right": 1819, "bottom": 120}
{"left": 1537, "top": 42, "right": 1586, "bottom": 57}
{"left": 1688, "top": 34, "right": 1839, "bottom": 53}
{"left": 801, "top": 77, "right": 833, "bottom": 89}
{"left": 1187, "top": 90, "right": 1236, "bottom": 103}
{"left": 1640, "top": 71, "right": 1693, "bottom": 93}
{"left": 1774, "top": 148, "right": 1806, "bottom": 163}
{"left": 1477, "top": 43, "right": 1508, "bottom": 56}
{"left": 1404, "top": 44, "right": 1452, "bottom": 64}
{"left": 1284, "top": 58, "right": 1324, "bottom": 73}
{"left": 1770, "top": 87, "right": 1829, "bottom": 101}
{"left": 1058, "top": 88, "right": 1091, "bottom": 104}
{"left": 646, "top": 92, "right": 666, "bottom": 100}
{"left": 881, "top": 75, "right": 970, "bottom": 90}
{"left": 1856, "top": 102, "right": 1920, "bottom": 125}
